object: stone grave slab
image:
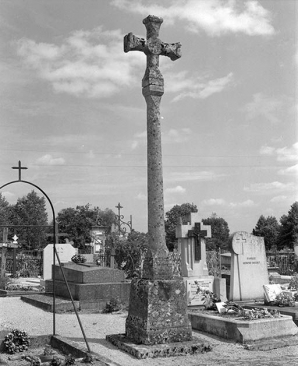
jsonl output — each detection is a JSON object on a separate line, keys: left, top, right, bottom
{"left": 230, "top": 231, "right": 269, "bottom": 301}
{"left": 43, "top": 243, "right": 77, "bottom": 280}
{"left": 189, "top": 311, "right": 298, "bottom": 344}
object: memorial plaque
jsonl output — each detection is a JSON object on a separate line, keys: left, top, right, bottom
{"left": 186, "top": 278, "right": 214, "bottom": 306}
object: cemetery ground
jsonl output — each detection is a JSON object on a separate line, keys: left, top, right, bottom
{"left": 0, "top": 297, "right": 298, "bottom": 366}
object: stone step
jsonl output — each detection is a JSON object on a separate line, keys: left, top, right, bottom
{"left": 21, "top": 293, "right": 80, "bottom": 313}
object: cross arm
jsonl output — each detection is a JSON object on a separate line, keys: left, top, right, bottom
{"left": 124, "top": 32, "right": 181, "bottom": 61}
{"left": 124, "top": 32, "right": 146, "bottom": 53}
{"left": 160, "top": 42, "right": 181, "bottom": 61}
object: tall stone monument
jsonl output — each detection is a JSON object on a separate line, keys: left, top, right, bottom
{"left": 107, "top": 15, "right": 212, "bottom": 358}
{"left": 123, "top": 15, "right": 192, "bottom": 345}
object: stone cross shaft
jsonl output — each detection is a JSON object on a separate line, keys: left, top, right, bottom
{"left": 124, "top": 15, "right": 181, "bottom": 252}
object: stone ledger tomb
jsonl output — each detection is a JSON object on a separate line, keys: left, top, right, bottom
{"left": 45, "top": 262, "right": 130, "bottom": 311}
{"left": 230, "top": 231, "right": 269, "bottom": 301}
{"left": 107, "top": 15, "right": 211, "bottom": 358}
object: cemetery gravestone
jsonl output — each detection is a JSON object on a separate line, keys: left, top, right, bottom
{"left": 230, "top": 231, "right": 269, "bottom": 301}
{"left": 176, "top": 212, "right": 226, "bottom": 305}
{"left": 43, "top": 243, "right": 77, "bottom": 280}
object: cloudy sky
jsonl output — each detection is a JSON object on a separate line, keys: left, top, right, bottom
{"left": 0, "top": 0, "right": 297, "bottom": 234}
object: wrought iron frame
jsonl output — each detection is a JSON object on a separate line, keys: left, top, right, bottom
{"left": 0, "top": 161, "right": 91, "bottom": 352}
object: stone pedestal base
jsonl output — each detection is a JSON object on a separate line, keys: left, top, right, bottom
{"left": 106, "top": 334, "right": 211, "bottom": 359}
{"left": 125, "top": 277, "right": 192, "bottom": 345}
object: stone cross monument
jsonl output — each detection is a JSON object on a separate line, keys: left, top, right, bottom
{"left": 122, "top": 15, "right": 193, "bottom": 346}
{"left": 124, "top": 15, "right": 181, "bottom": 264}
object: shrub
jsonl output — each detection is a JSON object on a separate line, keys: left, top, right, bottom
{"left": 102, "top": 298, "right": 123, "bottom": 313}
{"left": 288, "top": 274, "right": 298, "bottom": 290}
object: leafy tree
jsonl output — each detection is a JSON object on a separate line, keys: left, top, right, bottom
{"left": 202, "top": 216, "right": 230, "bottom": 251}
{"left": 277, "top": 202, "right": 298, "bottom": 250}
{"left": 56, "top": 204, "right": 116, "bottom": 249}
{"left": 0, "top": 193, "right": 12, "bottom": 241}
{"left": 114, "top": 230, "right": 149, "bottom": 278}
{"left": 165, "top": 203, "right": 198, "bottom": 251}
{"left": 252, "top": 215, "right": 280, "bottom": 251}
{"left": 10, "top": 190, "right": 48, "bottom": 249}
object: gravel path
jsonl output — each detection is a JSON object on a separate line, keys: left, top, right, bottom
{"left": 1, "top": 297, "right": 298, "bottom": 366}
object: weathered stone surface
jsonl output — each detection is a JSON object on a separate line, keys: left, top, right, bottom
{"left": 189, "top": 311, "right": 298, "bottom": 343}
{"left": 52, "top": 263, "right": 125, "bottom": 283}
{"left": 125, "top": 278, "right": 192, "bottom": 345}
{"left": 116, "top": 15, "right": 190, "bottom": 352}
{"left": 106, "top": 334, "right": 211, "bottom": 359}
{"left": 142, "top": 249, "right": 174, "bottom": 280}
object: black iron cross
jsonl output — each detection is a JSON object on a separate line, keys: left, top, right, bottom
{"left": 12, "top": 160, "right": 27, "bottom": 181}
{"left": 188, "top": 222, "right": 208, "bottom": 261}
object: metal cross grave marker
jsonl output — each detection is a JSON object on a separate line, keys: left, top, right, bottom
{"left": 12, "top": 160, "right": 28, "bottom": 181}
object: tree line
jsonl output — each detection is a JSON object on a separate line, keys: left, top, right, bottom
{"left": 0, "top": 191, "right": 297, "bottom": 252}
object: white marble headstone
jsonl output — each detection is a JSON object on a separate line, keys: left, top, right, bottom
{"left": 43, "top": 243, "right": 77, "bottom": 280}
{"left": 230, "top": 231, "right": 269, "bottom": 301}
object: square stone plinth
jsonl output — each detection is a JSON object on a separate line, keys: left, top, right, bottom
{"left": 125, "top": 278, "right": 192, "bottom": 345}
{"left": 106, "top": 334, "right": 212, "bottom": 359}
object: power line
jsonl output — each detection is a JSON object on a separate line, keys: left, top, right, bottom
{"left": 0, "top": 147, "right": 278, "bottom": 159}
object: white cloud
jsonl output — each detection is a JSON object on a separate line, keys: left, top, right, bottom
{"left": 270, "top": 195, "right": 287, "bottom": 203}
{"left": 202, "top": 198, "right": 226, "bottom": 206}
{"left": 87, "top": 150, "right": 95, "bottom": 159}
{"left": 165, "top": 170, "right": 224, "bottom": 183}
{"left": 163, "top": 128, "right": 192, "bottom": 143}
{"left": 229, "top": 199, "right": 256, "bottom": 207}
{"left": 259, "top": 145, "right": 275, "bottom": 156}
{"left": 244, "top": 181, "right": 296, "bottom": 193}
{"left": 259, "top": 142, "right": 298, "bottom": 167}
{"left": 136, "top": 192, "right": 147, "bottom": 200}
{"left": 131, "top": 128, "right": 192, "bottom": 149}
{"left": 243, "top": 93, "right": 284, "bottom": 124}
{"left": 112, "top": 0, "right": 275, "bottom": 36}
{"left": 171, "top": 72, "right": 234, "bottom": 102}
{"left": 36, "top": 154, "right": 65, "bottom": 166}
{"left": 16, "top": 27, "right": 144, "bottom": 98}
{"left": 278, "top": 164, "right": 298, "bottom": 176}
{"left": 165, "top": 185, "right": 186, "bottom": 194}
{"left": 276, "top": 142, "right": 298, "bottom": 162}
{"left": 1, "top": 191, "right": 15, "bottom": 199}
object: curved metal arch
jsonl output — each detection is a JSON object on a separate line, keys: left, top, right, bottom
{"left": 0, "top": 179, "right": 91, "bottom": 351}
{"left": 0, "top": 179, "right": 57, "bottom": 331}
{"left": 0, "top": 180, "right": 56, "bottom": 223}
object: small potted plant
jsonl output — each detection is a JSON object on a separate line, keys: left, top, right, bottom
{"left": 71, "top": 254, "right": 87, "bottom": 264}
